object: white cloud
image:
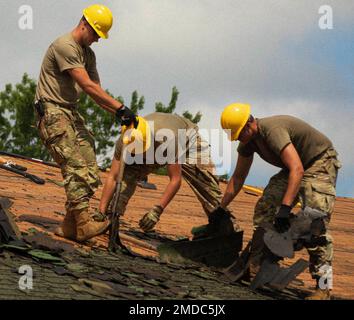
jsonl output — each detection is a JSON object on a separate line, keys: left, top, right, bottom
{"left": 92, "top": 0, "right": 354, "bottom": 107}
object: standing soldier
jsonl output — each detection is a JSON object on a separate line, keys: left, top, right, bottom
{"left": 34, "top": 5, "right": 137, "bottom": 242}
{"left": 219, "top": 103, "right": 341, "bottom": 300}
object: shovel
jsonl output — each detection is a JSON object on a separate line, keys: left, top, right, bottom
{"left": 108, "top": 132, "right": 133, "bottom": 254}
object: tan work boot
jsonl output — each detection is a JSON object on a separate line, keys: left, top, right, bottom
{"left": 74, "top": 209, "right": 110, "bottom": 243}
{"left": 306, "top": 288, "right": 331, "bottom": 300}
{"left": 54, "top": 212, "right": 77, "bottom": 240}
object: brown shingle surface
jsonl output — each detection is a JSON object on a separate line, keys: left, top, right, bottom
{"left": 1, "top": 155, "right": 353, "bottom": 299}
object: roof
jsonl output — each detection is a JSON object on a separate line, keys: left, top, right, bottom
{"left": 1, "top": 155, "right": 353, "bottom": 299}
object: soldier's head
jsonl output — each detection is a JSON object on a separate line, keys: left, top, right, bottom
{"left": 237, "top": 114, "right": 258, "bottom": 144}
{"left": 75, "top": 4, "right": 113, "bottom": 46}
{"left": 221, "top": 103, "right": 258, "bottom": 144}
{"left": 78, "top": 17, "right": 100, "bottom": 46}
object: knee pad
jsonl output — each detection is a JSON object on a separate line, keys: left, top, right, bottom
{"left": 309, "top": 235, "right": 328, "bottom": 247}
{"left": 310, "top": 218, "right": 326, "bottom": 237}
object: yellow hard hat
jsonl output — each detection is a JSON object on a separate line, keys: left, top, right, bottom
{"left": 83, "top": 4, "right": 113, "bottom": 39}
{"left": 122, "top": 116, "right": 151, "bottom": 154}
{"left": 220, "top": 103, "right": 251, "bottom": 141}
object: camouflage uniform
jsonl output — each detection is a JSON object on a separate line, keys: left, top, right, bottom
{"left": 38, "top": 102, "right": 101, "bottom": 215}
{"left": 35, "top": 32, "right": 101, "bottom": 218}
{"left": 254, "top": 148, "right": 341, "bottom": 279}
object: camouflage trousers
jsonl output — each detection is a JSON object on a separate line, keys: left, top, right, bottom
{"left": 112, "top": 134, "right": 222, "bottom": 218}
{"left": 253, "top": 148, "right": 341, "bottom": 279}
{"left": 37, "top": 102, "right": 101, "bottom": 215}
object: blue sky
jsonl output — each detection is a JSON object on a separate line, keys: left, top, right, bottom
{"left": 0, "top": 0, "right": 353, "bottom": 196}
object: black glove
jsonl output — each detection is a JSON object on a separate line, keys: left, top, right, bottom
{"left": 209, "top": 206, "right": 232, "bottom": 225}
{"left": 274, "top": 204, "right": 292, "bottom": 233}
{"left": 116, "top": 105, "right": 138, "bottom": 128}
{"left": 204, "top": 206, "right": 234, "bottom": 237}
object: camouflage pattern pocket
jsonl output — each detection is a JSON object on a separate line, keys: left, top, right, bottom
{"left": 306, "top": 181, "right": 336, "bottom": 216}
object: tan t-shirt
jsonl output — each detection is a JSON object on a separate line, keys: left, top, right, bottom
{"left": 237, "top": 115, "right": 333, "bottom": 169}
{"left": 114, "top": 112, "right": 199, "bottom": 165}
{"left": 35, "top": 33, "right": 99, "bottom": 106}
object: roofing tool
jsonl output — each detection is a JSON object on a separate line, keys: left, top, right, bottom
{"left": 0, "top": 161, "right": 45, "bottom": 185}
{"left": 0, "top": 151, "right": 59, "bottom": 168}
{"left": 263, "top": 229, "right": 294, "bottom": 258}
{"left": 0, "top": 156, "right": 27, "bottom": 171}
{"left": 263, "top": 206, "right": 329, "bottom": 258}
{"left": 108, "top": 127, "right": 133, "bottom": 254}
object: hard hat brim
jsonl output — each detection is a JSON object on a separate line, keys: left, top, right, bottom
{"left": 95, "top": 29, "right": 108, "bottom": 39}
{"left": 228, "top": 113, "right": 249, "bottom": 141}
{"left": 231, "top": 120, "right": 246, "bottom": 141}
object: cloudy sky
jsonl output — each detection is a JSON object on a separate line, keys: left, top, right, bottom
{"left": 1, "top": 0, "right": 353, "bottom": 197}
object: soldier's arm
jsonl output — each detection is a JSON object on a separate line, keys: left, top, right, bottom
{"left": 159, "top": 164, "right": 182, "bottom": 209}
{"left": 67, "top": 68, "right": 123, "bottom": 113}
{"left": 93, "top": 79, "right": 101, "bottom": 86}
{"left": 280, "top": 143, "right": 304, "bottom": 206}
{"left": 99, "top": 157, "right": 121, "bottom": 214}
{"left": 221, "top": 154, "right": 253, "bottom": 208}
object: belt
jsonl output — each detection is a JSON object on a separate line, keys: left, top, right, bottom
{"left": 41, "top": 99, "right": 77, "bottom": 110}
{"left": 307, "top": 147, "right": 338, "bottom": 169}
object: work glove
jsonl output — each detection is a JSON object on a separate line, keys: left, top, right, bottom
{"left": 208, "top": 206, "right": 232, "bottom": 225}
{"left": 191, "top": 207, "right": 236, "bottom": 240}
{"left": 274, "top": 204, "right": 292, "bottom": 233}
{"left": 206, "top": 206, "right": 234, "bottom": 236}
{"left": 139, "top": 205, "right": 164, "bottom": 232}
{"left": 115, "top": 105, "right": 138, "bottom": 128}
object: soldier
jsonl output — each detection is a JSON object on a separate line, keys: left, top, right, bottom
{"left": 98, "top": 112, "right": 237, "bottom": 237}
{"left": 219, "top": 103, "right": 341, "bottom": 300}
{"left": 34, "top": 5, "right": 137, "bottom": 242}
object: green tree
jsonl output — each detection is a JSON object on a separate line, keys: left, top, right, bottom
{"left": 182, "top": 110, "right": 202, "bottom": 124}
{"left": 0, "top": 85, "right": 12, "bottom": 150}
{"left": 0, "top": 74, "right": 49, "bottom": 159}
{"left": 155, "top": 86, "right": 179, "bottom": 113}
{"left": 130, "top": 90, "right": 145, "bottom": 114}
{"left": 155, "top": 86, "right": 202, "bottom": 124}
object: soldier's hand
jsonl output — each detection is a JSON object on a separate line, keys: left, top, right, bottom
{"left": 139, "top": 205, "right": 164, "bottom": 232}
{"left": 274, "top": 205, "right": 292, "bottom": 233}
{"left": 115, "top": 105, "right": 138, "bottom": 128}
